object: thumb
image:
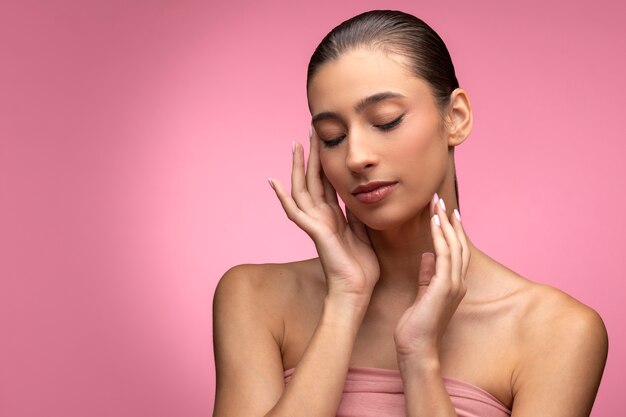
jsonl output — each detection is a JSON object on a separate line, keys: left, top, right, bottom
{"left": 416, "top": 252, "right": 436, "bottom": 300}
{"left": 346, "top": 208, "right": 370, "bottom": 244}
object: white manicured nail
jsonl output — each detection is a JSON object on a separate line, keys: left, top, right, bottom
{"left": 454, "top": 209, "right": 461, "bottom": 222}
{"left": 434, "top": 214, "right": 440, "bottom": 226}
{"left": 439, "top": 198, "right": 446, "bottom": 211}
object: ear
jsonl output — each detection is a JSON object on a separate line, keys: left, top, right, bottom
{"left": 444, "top": 88, "right": 473, "bottom": 147}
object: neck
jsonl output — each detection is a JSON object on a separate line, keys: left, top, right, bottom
{"left": 366, "top": 202, "right": 480, "bottom": 294}
{"left": 366, "top": 206, "right": 433, "bottom": 292}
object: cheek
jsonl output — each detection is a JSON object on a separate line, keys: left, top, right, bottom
{"left": 392, "top": 123, "right": 448, "bottom": 184}
{"left": 319, "top": 154, "right": 339, "bottom": 183}
{"left": 320, "top": 153, "right": 351, "bottom": 197}
{"left": 402, "top": 137, "right": 436, "bottom": 165}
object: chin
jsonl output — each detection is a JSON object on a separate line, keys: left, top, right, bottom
{"left": 349, "top": 204, "right": 423, "bottom": 232}
{"left": 363, "top": 218, "right": 408, "bottom": 231}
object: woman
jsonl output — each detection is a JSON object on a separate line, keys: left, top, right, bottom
{"left": 213, "top": 10, "right": 607, "bottom": 417}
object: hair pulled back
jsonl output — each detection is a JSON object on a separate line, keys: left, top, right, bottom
{"left": 306, "top": 9, "right": 462, "bottom": 206}
{"left": 307, "top": 10, "right": 458, "bottom": 111}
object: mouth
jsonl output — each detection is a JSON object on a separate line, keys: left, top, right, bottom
{"left": 351, "top": 181, "right": 399, "bottom": 204}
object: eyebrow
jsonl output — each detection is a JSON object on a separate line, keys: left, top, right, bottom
{"left": 311, "top": 91, "right": 406, "bottom": 124}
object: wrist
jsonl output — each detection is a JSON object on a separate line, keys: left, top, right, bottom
{"left": 397, "top": 351, "right": 441, "bottom": 378}
{"left": 323, "top": 294, "right": 369, "bottom": 327}
{"left": 395, "top": 336, "right": 440, "bottom": 364}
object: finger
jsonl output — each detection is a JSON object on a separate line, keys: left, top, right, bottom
{"left": 291, "top": 141, "right": 314, "bottom": 210}
{"left": 434, "top": 198, "right": 463, "bottom": 289}
{"left": 430, "top": 192, "right": 439, "bottom": 219}
{"left": 451, "top": 208, "right": 471, "bottom": 281}
{"left": 415, "top": 252, "right": 436, "bottom": 301}
{"left": 418, "top": 252, "right": 436, "bottom": 286}
{"left": 268, "top": 177, "right": 317, "bottom": 236}
{"left": 321, "top": 169, "right": 340, "bottom": 206}
{"left": 305, "top": 125, "right": 325, "bottom": 203}
{"left": 431, "top": 210, "right": 451, "bottom": 292}
{"left": 346, "top": 207, "right": 370, "bottom": 245}
{"left": 321, "top": 169, "right": 346, "bottom": 226}
{"left": 413, "top": 252, "right": 435, "bottom": 305}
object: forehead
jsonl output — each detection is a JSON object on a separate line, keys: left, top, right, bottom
{"left": 307, "top": 48, "right": 432, "bottom": 114}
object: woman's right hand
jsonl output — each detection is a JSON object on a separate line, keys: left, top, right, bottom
{"left": 268, "top": 126, "right": 380, "bottom": 310}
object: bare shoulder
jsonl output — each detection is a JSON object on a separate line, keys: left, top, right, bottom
{"left": 472, "top": 251, "right": 607, "bottom": 346}
{"left": 489, "top": 266, "right": 609, "bottom": 360}
{"left": 506, "top": 277, "right": 608, "bottom": 416}
{"left": 513, "top": 280, "right": 608, "bottom": 351}
{"left": 213, "top": 258, "right": 325, "bottom": 338}
{"left": 212, "top": 258, "right": 324, "bottom": 415}
{"left": 473, "top": 256, "right": 609, "bottom": 415}
{"left": 214, "top": 258, "right": 324, "bottom": 306}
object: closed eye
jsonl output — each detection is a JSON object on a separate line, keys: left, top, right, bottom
{"left": 321, "top": 114, "right": 404, "bottom": 149}
{"left": 321, "top": 135, "right": 345, "bottom": 148}
{"left": 375, "top": 114, "right": 404, "bottom": 130}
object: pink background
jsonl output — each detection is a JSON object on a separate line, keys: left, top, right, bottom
{"left": 1, "top": 0, "right": 624, "bottom": 416}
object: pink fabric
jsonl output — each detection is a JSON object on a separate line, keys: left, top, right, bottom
{"left": 284, "top": 367, "right": 511, "bottom": 417}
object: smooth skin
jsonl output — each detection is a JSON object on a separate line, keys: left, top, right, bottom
{"left": 213, "top": 48, "right": 608, "bottom": 416}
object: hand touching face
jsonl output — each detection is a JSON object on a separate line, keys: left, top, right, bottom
{"left": 307, "top": 48, "right": 451, "bottom": 230}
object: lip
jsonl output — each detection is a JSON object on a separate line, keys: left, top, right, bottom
{"left": 351, "top": 181, "right": 398, "bottom": 204}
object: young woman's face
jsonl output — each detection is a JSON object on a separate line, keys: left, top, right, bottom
{"left": 307, "top": 48, "right": 451, "bottom": 230}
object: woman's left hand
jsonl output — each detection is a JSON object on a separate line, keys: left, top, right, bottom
{"left": 393, "top": 193, "right": 471, "bottom": 363}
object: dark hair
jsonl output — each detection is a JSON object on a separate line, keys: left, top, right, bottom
{"left": 307, "top": 10, "right": 461, "bottom": 208}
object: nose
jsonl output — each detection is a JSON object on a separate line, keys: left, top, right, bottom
{"left": 345, "top": 130, "right": 378, "bottom": 173}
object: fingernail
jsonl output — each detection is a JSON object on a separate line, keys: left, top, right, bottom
{"left": 268, "top": 177, "right": 275, "bottom": 189}
{"left": 454, "top": 208, "right": 461, "bottom": 222}
{"left": 439, "top": 198, "right": 446, "bottom": 211}
{"left": 433, "top": 193, "right": 439, "bottom": 205}
{"left": 292, "top": 141, "right": 295, "bottom": 154}
{"left": 433, "top": 214, "right": 440, "bottom": 226}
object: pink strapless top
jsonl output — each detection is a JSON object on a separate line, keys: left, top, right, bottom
{"left": 284, "top": 367, "right": 511, "bottom": 417}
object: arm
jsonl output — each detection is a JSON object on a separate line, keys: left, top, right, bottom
{"left": 510, "top": 292, "right": 608, "bottom": 417}
{"left": 399, "top": 359, "right": 458, "bottom": 417}
{"left": 213, "top": 265, "right": 368, "bottom": 417}
{"left": 215, "top": 127, "right": 381, "bottom": 416}
{"left": 213, "top": 265, "right": 285, "bottom": 416}
{"left": 394, "top": 195, "right": 470, "bottom": 417}
{"left": 268, "top": 294, "right": 366, "bottom": 417}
